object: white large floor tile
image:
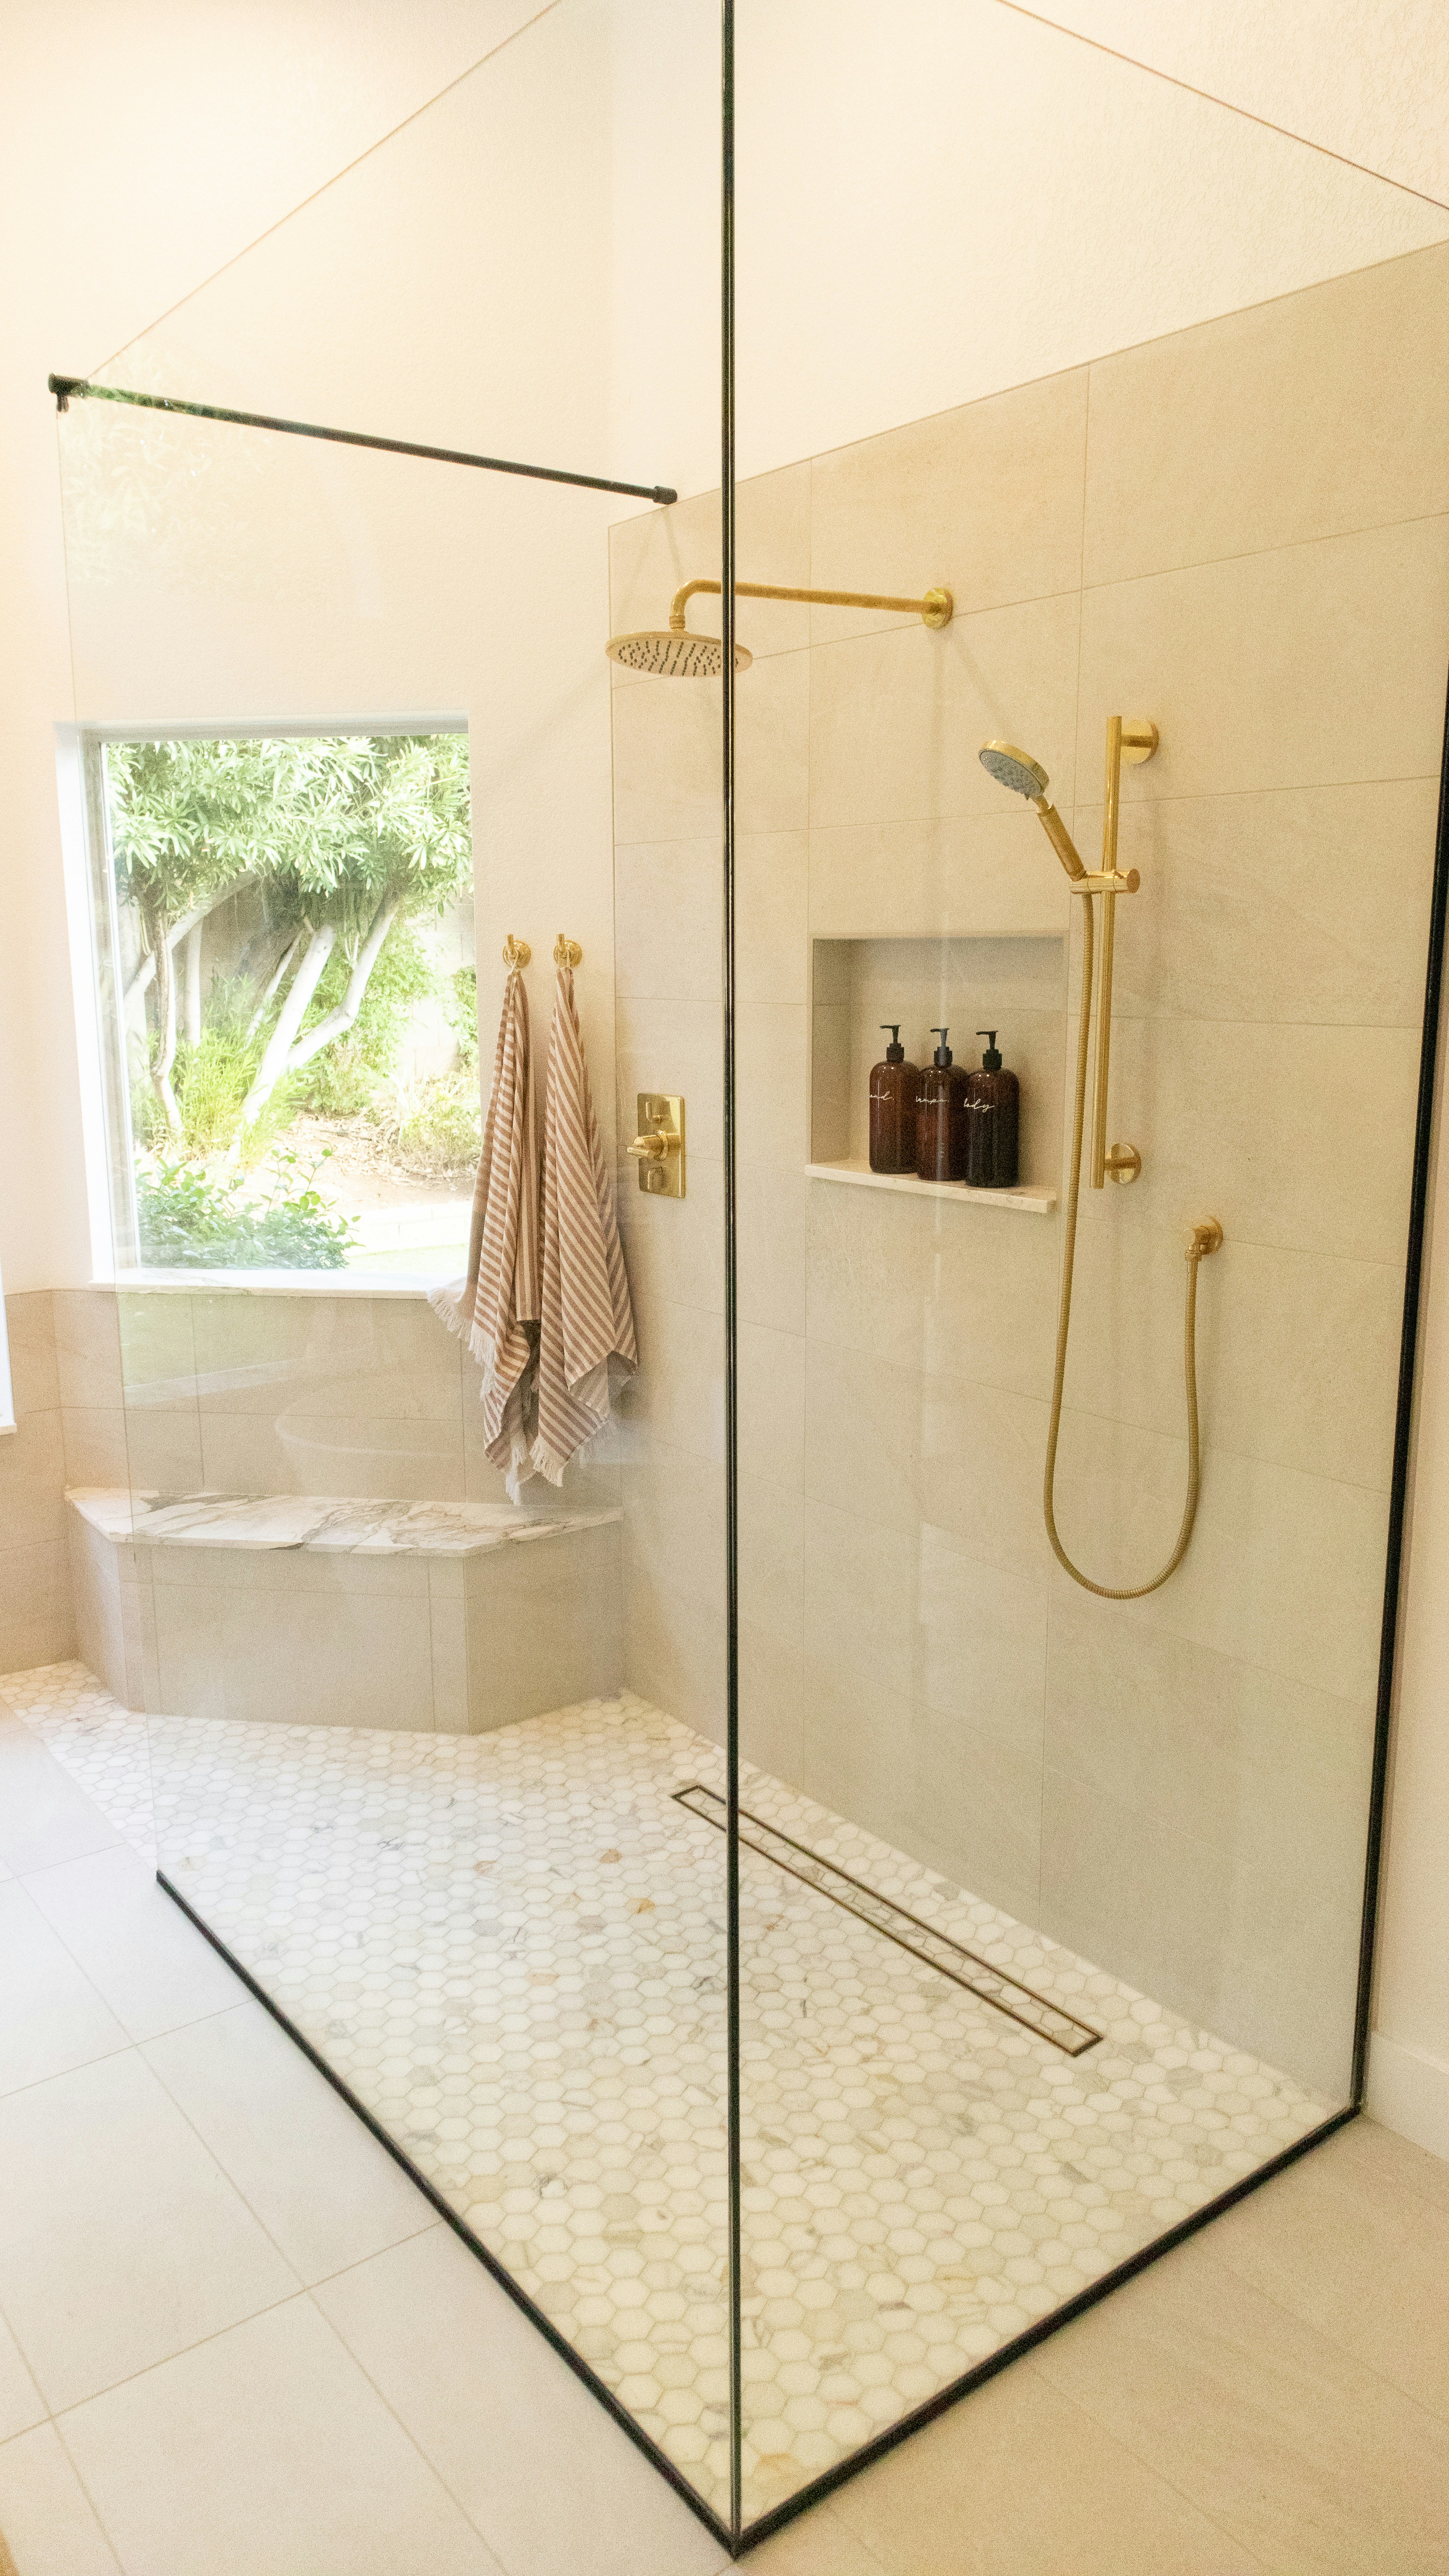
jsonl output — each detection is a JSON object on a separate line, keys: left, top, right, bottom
{"left": 0, "top": 1724, "right": 119, "bottom": 1876}
{"left": 0, "top": 2313, "right": 45, "bottom": 2446}
{"left": 0, "top": 2424, "right": 122, "bottom": 2575}
{"left": 0, "top": 1882, "right": 127, "bottom": 2098}
{"left": 23, "top": 1847, "right": 243, "bottom": 2043}
{"left": 0, "top": 2050, "right": 298, "bottom": 2411}
{"left": 144, "top": 2002, "right": 440, "bottom": 2284}
{"left": 59, "top": 2297, "right": 506, "bottom": 2576}
{"left": 314, "top": 2229, "right": 729, "bottom": 2576}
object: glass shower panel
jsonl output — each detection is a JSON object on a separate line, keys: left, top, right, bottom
{"left": 731, "top": 0, "right": 1449, "bottom": 2529}
{"left": 57, "top": 0, "right": 738, "bottom": 2535}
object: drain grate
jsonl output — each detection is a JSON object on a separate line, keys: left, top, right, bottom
{"left": 672, "top": 1784, "right": 1101, "bottom": 2057}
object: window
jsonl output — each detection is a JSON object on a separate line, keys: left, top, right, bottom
{"left": 85, "top": 726, "right": 478, "bottom": 1281}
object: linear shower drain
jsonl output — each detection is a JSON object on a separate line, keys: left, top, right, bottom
{"left": 672, "top": 1784, "right": 1101, "bottom": 2057}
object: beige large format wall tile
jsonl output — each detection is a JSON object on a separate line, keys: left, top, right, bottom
{"left": 809, "top": 367, "right": 1089, "bottom": 641}
{"left": 0, "top": 1540, "right": 76, "bottom": 1675}
{"left": 806, "top": 1341, "right": 1053, "bottom": 1586}
{"left": 1079, "top": 515, "right": 1449, "bottom": 804}
{"left": 739, "top": 1474, "right": 806, "bottom": 1785}
{"left": 612, "top": 645, "right": 806, "bottom": 844}
{"left": 1073, "top": 778, "right": 1438, "bottom": 1030}
{"left": 623, "top": 1295, "right": 724, "bottom": 1467}
{"left": 810, "top": 810, "right": 1071, "bottom": 943}
{"left": 810, "top": 589, "right": 1081, "bottom": 832}
{"left": 197, "top": 1407, "right": 466, "bottom": 1502}
{"left": 615, "top": 995, "right": 724, "bottom": 1159}
{"left": 609, "top": 249, "right": 1443, "bottom": 2101}
{"left": 615, "top": 836, "right": 723, "bottom": 1005}
{"left": 1041, "top": 1606, "right": 1373, "bottom": 2098}
{"left": 150, "top": 1550, "right": 437, "bottom": 1730}
{"left": 1084, "top": 241, "right": 1449, "bottom": 587}
{"left": 6, "top": 1291, "right": 61, "bottom": 1416}
{"left": 115, "top": 1286, "right": 206, "bottom": 1493}
{"left": 189, "top": 1292, "right": 462, "bottom": 1423}
{"left": 1065, "top": 1202, "right": 1403, "bottom": 1492}
{"left": 1048, "top": 1411, "right": 1391, "bottom": 1710}
{"left": 0, "top": 1292, "right": 75, "bottom": 1672}
{"left": 464, "top": 1521, "right": 622, "bottom": 1731}
{"left": 1088, "top": 1008, "right": 1419, "bottom": 1268}
{"left": 737, "top": 1162, "right": 806, "bottom": 1337}
{"left": 618, "top": 1157, "right": 724, "bottom": 1320}
{"left": 621, "top": 1447, "right": 725, "bottom": 1743}
{"left": 53, "top": 1288, "right": 122, "bottom": 1413}
{"left": 737, "top": 828, "right": 809, "bottom": 1007}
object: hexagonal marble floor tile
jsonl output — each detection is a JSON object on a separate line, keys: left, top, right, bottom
{"left": 9, "top": 1661, "right": 1329, "bottom": 2526}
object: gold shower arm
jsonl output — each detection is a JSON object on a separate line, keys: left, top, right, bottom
{"left": 669, "top": 577, "right": 953, "bottom": 630}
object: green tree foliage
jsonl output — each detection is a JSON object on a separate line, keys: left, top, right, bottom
{"left": 109, "top": 732, "right": 476, "bottom": 1264}
{"left": 109, "top": 729, "right": 473, "bottom": 1138}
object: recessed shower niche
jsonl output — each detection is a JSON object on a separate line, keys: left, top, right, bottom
{"left": 808, "top": 933, "right": 1067, "bottom": 1208}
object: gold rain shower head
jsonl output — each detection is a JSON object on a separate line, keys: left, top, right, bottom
{"left": 606, "top": 576, "right": 954, "bottom": 675}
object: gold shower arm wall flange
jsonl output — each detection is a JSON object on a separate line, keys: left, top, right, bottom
{"left": 669, "top": 577, "right": 953, "bottom": 630}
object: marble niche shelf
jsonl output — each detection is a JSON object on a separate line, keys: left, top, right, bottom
{"left": 805, "top": 1156, "right": 1057, "bottom": 1215}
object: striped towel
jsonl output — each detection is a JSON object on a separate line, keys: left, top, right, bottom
{"left": 530, "top": 963, "right": 637, "bottom": 1485}
{"left": 430, "top": 965, "right": 540, "bottom": 1500}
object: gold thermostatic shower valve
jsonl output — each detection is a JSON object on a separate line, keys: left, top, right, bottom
{"left": 627, "top": 1094, "right": 685, "bottom": 1197}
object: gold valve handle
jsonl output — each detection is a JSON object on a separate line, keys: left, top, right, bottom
{"left": 627, "top": 1132, "right": 673, "bottom": 1160}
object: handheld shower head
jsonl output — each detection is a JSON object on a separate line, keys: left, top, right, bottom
{"left": 605, "top": 630, "right": 752, "bottom": 677}
{"left": 978, "top": 737, "right": 1086, "bottom": 881}
{"left": 979, "top": 741, "right": 1049, "bottom": 799}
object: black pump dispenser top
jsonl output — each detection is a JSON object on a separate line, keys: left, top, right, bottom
{"left": 879, "top": 1024, "right": 905, "bottom": 1064}
{"left": 931, "top": 1026, "right": 953, "bottom": 1067}
{"left": 977, "top": 1029, "right": 1003, "bottom": 1070}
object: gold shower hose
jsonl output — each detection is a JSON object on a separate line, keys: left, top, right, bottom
{"left": 1045, "top": 892, "right": 1219, "bottom": 1599}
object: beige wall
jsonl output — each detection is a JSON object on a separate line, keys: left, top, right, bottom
{"left": 609, "top": 239, "right": 1449, "bottom": 2104}
{"left": 0, "top": 1294, "right": 75, "bottom": 1672}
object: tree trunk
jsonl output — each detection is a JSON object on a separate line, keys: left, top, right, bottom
{"left": 236, "top": 922, "right": 337, "bottom": 1130}
{"left": 183, "top": 921, "right": 203, "bottom": 1047}
{"left": 150, "top": 927, "right": 183, "bottom": 1137}
{"left": 124, "top": 876, "right": 249, "bottom": 1011}
{"left": 282, "top": 895, "right": 400, "bottom": 1075}
{"left": 245, "top": 927, "right": 305, "bottom": 1039}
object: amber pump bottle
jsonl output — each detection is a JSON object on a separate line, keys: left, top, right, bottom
{"left": 870, "top": 1025, "right": 919, "bottom": 1173}
{"left": 916, "top": 1028, "right": 970, "bottom": 1182}
{"left": 965, "top": 1029, "right": 1020, "bottom": 1188}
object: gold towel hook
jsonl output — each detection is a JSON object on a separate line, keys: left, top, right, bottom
{"left": 554, "top": 933, "right": 582, "bottom": 968}
{"left": 501, "top": 935, "right": 530, "bottom": 970}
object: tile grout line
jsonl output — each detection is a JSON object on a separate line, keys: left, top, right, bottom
{"left": 294, "top": 2283, "right": 522, "bottom": 2574}
{"left": 1009, "top": 2351, "right": 1280, "bottom": 2573}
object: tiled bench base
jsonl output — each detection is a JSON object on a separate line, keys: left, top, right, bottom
{"left": 67, "top": 1491, "right": 622, "bottom": 1733}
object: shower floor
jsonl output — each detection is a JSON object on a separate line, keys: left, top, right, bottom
{"left": 8, "top": 1660, "right": 1329, "bottom": 2528}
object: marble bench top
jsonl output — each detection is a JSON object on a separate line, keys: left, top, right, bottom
{"left": 67, "top": 1488, "right": 621, "bottom": 1557}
